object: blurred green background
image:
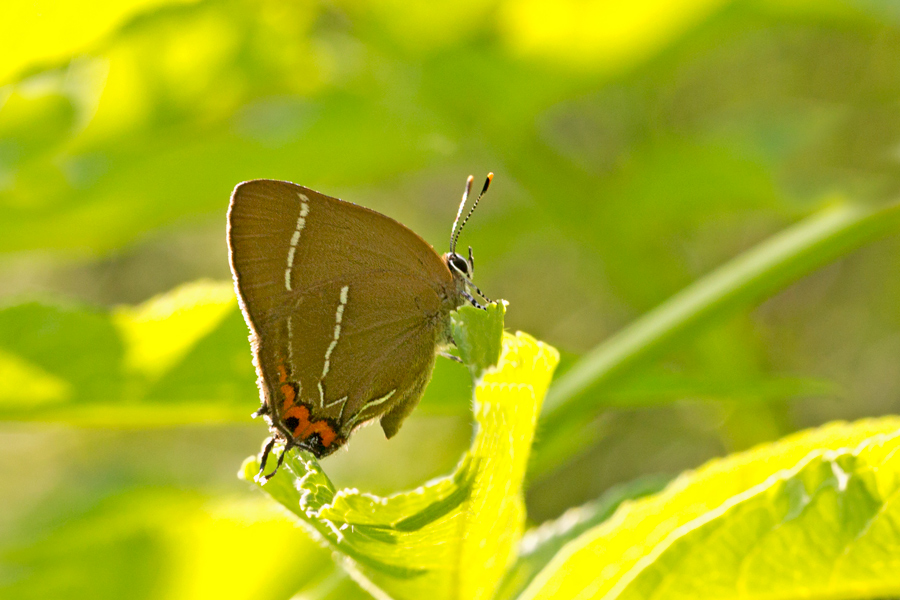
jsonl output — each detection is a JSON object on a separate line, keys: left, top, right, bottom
{"left": 2, "top": 0, "right": 900, "bottom": 598}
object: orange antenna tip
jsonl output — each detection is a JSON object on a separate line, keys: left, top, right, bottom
{"left": 480, "top": 173, "right": 492, "bottom": 195}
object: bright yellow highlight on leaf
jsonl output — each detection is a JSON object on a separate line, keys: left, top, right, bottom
{"left": 113, "top": 279, "right": 236, "bottom": 380}
{"left": 499, "top": 0, "right": 729, "bottom": 71}
{"left": 0, "top": 347, "right": 70, "bottom": 405}
{"left": 241, "top": 309, "right": 560, "bottom": 600}
{"left": 163, "top": 497, "right": 314, "bottom": 600}
{"left": 520, "top": 417, "right": 900, "bottom": 600}
{"left": 0, "top": 0, "right": 200, "bottom": 85}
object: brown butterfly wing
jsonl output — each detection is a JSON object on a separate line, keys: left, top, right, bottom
{"left": 228, "top": 179, "right": 459, "bottom": 455}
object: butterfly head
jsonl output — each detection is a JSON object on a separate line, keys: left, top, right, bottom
{"left": 445, "top": 173, "right": 493, "bottom": 307}
{"left": 445, "top": 250, "right": 472, "bottom": 279}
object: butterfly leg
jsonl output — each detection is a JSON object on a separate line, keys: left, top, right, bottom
{"left": 440, "top": 351, "right": 463, "bottom": 363}
{"left": 462, "top": 290, "right": 485, "bottom": 310}
{"left": 252, "top": 402, "right": 270, "bottom": 418}
{"left": 257, "top": 440, "right": 289, "bottom": 484}
{"left": 256, "top": 436, "right": 276, "bottom": 480}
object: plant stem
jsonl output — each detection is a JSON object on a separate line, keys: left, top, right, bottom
{"left": 541, "top": 200, "right": 900, "bottom": 420}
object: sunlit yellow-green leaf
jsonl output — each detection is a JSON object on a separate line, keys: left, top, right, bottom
{"left": 494, "top": 476, "right": 668, "bottom": 600}
{"left": 0, "top": 489, "right": 369, "bottom": 600}
{"left": 162, "top": 496, "right": 357, "bottom": 600}
{"left": 241, "top": 302, "right": 560, "bottom": 600}
{"left": 0, "top": 281, "right": 257, "bottom": 425}
{"left": 112, "top": 279, "right": 235, "bottom": 380}
{"left": 0, "top": 347, "right": 70, "bottom": 405}
{"left": 0, "top": 0, "right": 200, "bottom": 84}
{"left": 519, "top": 417, "right": 900, "bottom": 600}
{"left": 498, "top": 0, "right": 729, "bottom": 70}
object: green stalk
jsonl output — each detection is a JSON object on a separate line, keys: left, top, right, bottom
{"left": 541, "top": 200, "right": 900, "bottom": 420}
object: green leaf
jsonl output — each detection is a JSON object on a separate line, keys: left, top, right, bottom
{"left": 494, "top": 476, "right": 668, "bottom": 600}
{"left": 519, "top": 417, "right": 900, "bottom": 600}
{"left": 0, "top": 489, "right": 365, "bottom": 600}
{"left": 240, "top": 302, "right": 560, "bottom": 600}
{"left": 111, "top": 279, "right": 236, "bottom": 380}
{"left": 450, "top": 301, "right": 506, "bottom": 377}
{"left": 0, "top": 280, "right": 258, "bottom": 424}
{"left": 0, "top": 300, "right": 127, "bottom": 414}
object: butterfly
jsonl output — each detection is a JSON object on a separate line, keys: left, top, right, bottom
{"left": 227, "top": 174, "right": 492, "bottom": 480}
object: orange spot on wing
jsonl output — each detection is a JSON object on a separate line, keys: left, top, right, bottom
{"left": 284, "top": 404, "right": 310, "bottom": 435}
{"left": 282, "top": 403, "right": 337, "bottom": 447}
{"left": 277, "top": 363, "right": 288, "bottom": 383}
{"left": 280, "top": 383, "right": 296, "bottom": 409}
{"left": 308, "top": 421, "right": 337, "bottom": 447}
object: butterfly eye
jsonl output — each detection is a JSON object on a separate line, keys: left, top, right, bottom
{"left": 449, "top": 253, "right": 469, "bottom": 276}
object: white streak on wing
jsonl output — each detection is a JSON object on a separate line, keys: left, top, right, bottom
{"left": 325, "top": 395, "right": 348, "bottom": 408}
{"left": 325, "top": 395, "right": 348, "bottom": 411}
{"left": 322, "top": 328, "right": 340, "bottom": 371}
{"left": 345, "top": 389, "right": 397, "bottom": 429}
{"left": 318, "top": 285, "right": 350, "bottom": 407}
{"left": 286, "top": 245, "right": 296, "bottom": 268}
{"left": 364, "top": 389, "right": 396, "bottom": 409}
{"left": 283, "top": 194, "right": 310, "bottom": 291}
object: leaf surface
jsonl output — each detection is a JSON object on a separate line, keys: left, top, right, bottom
{"left": 520, "top": 417, "right": 900, "bottom": 600}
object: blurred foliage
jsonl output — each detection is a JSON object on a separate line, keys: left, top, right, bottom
{"left": 1, "top": 489, "right": 364, "bottom": 600}
{"left": 3, "top": 0, "right": 900, "bottom": 598}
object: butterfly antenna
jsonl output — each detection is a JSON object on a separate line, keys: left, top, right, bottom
{"left": 451, "top": 173, "right": 492, "bottom": 254}
{"left": 450, "top": 176, "right": 474, "bottom": 253}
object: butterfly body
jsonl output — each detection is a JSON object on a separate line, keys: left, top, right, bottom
{"left": 227, "top": 179, "right": 484, "bottom": 465}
